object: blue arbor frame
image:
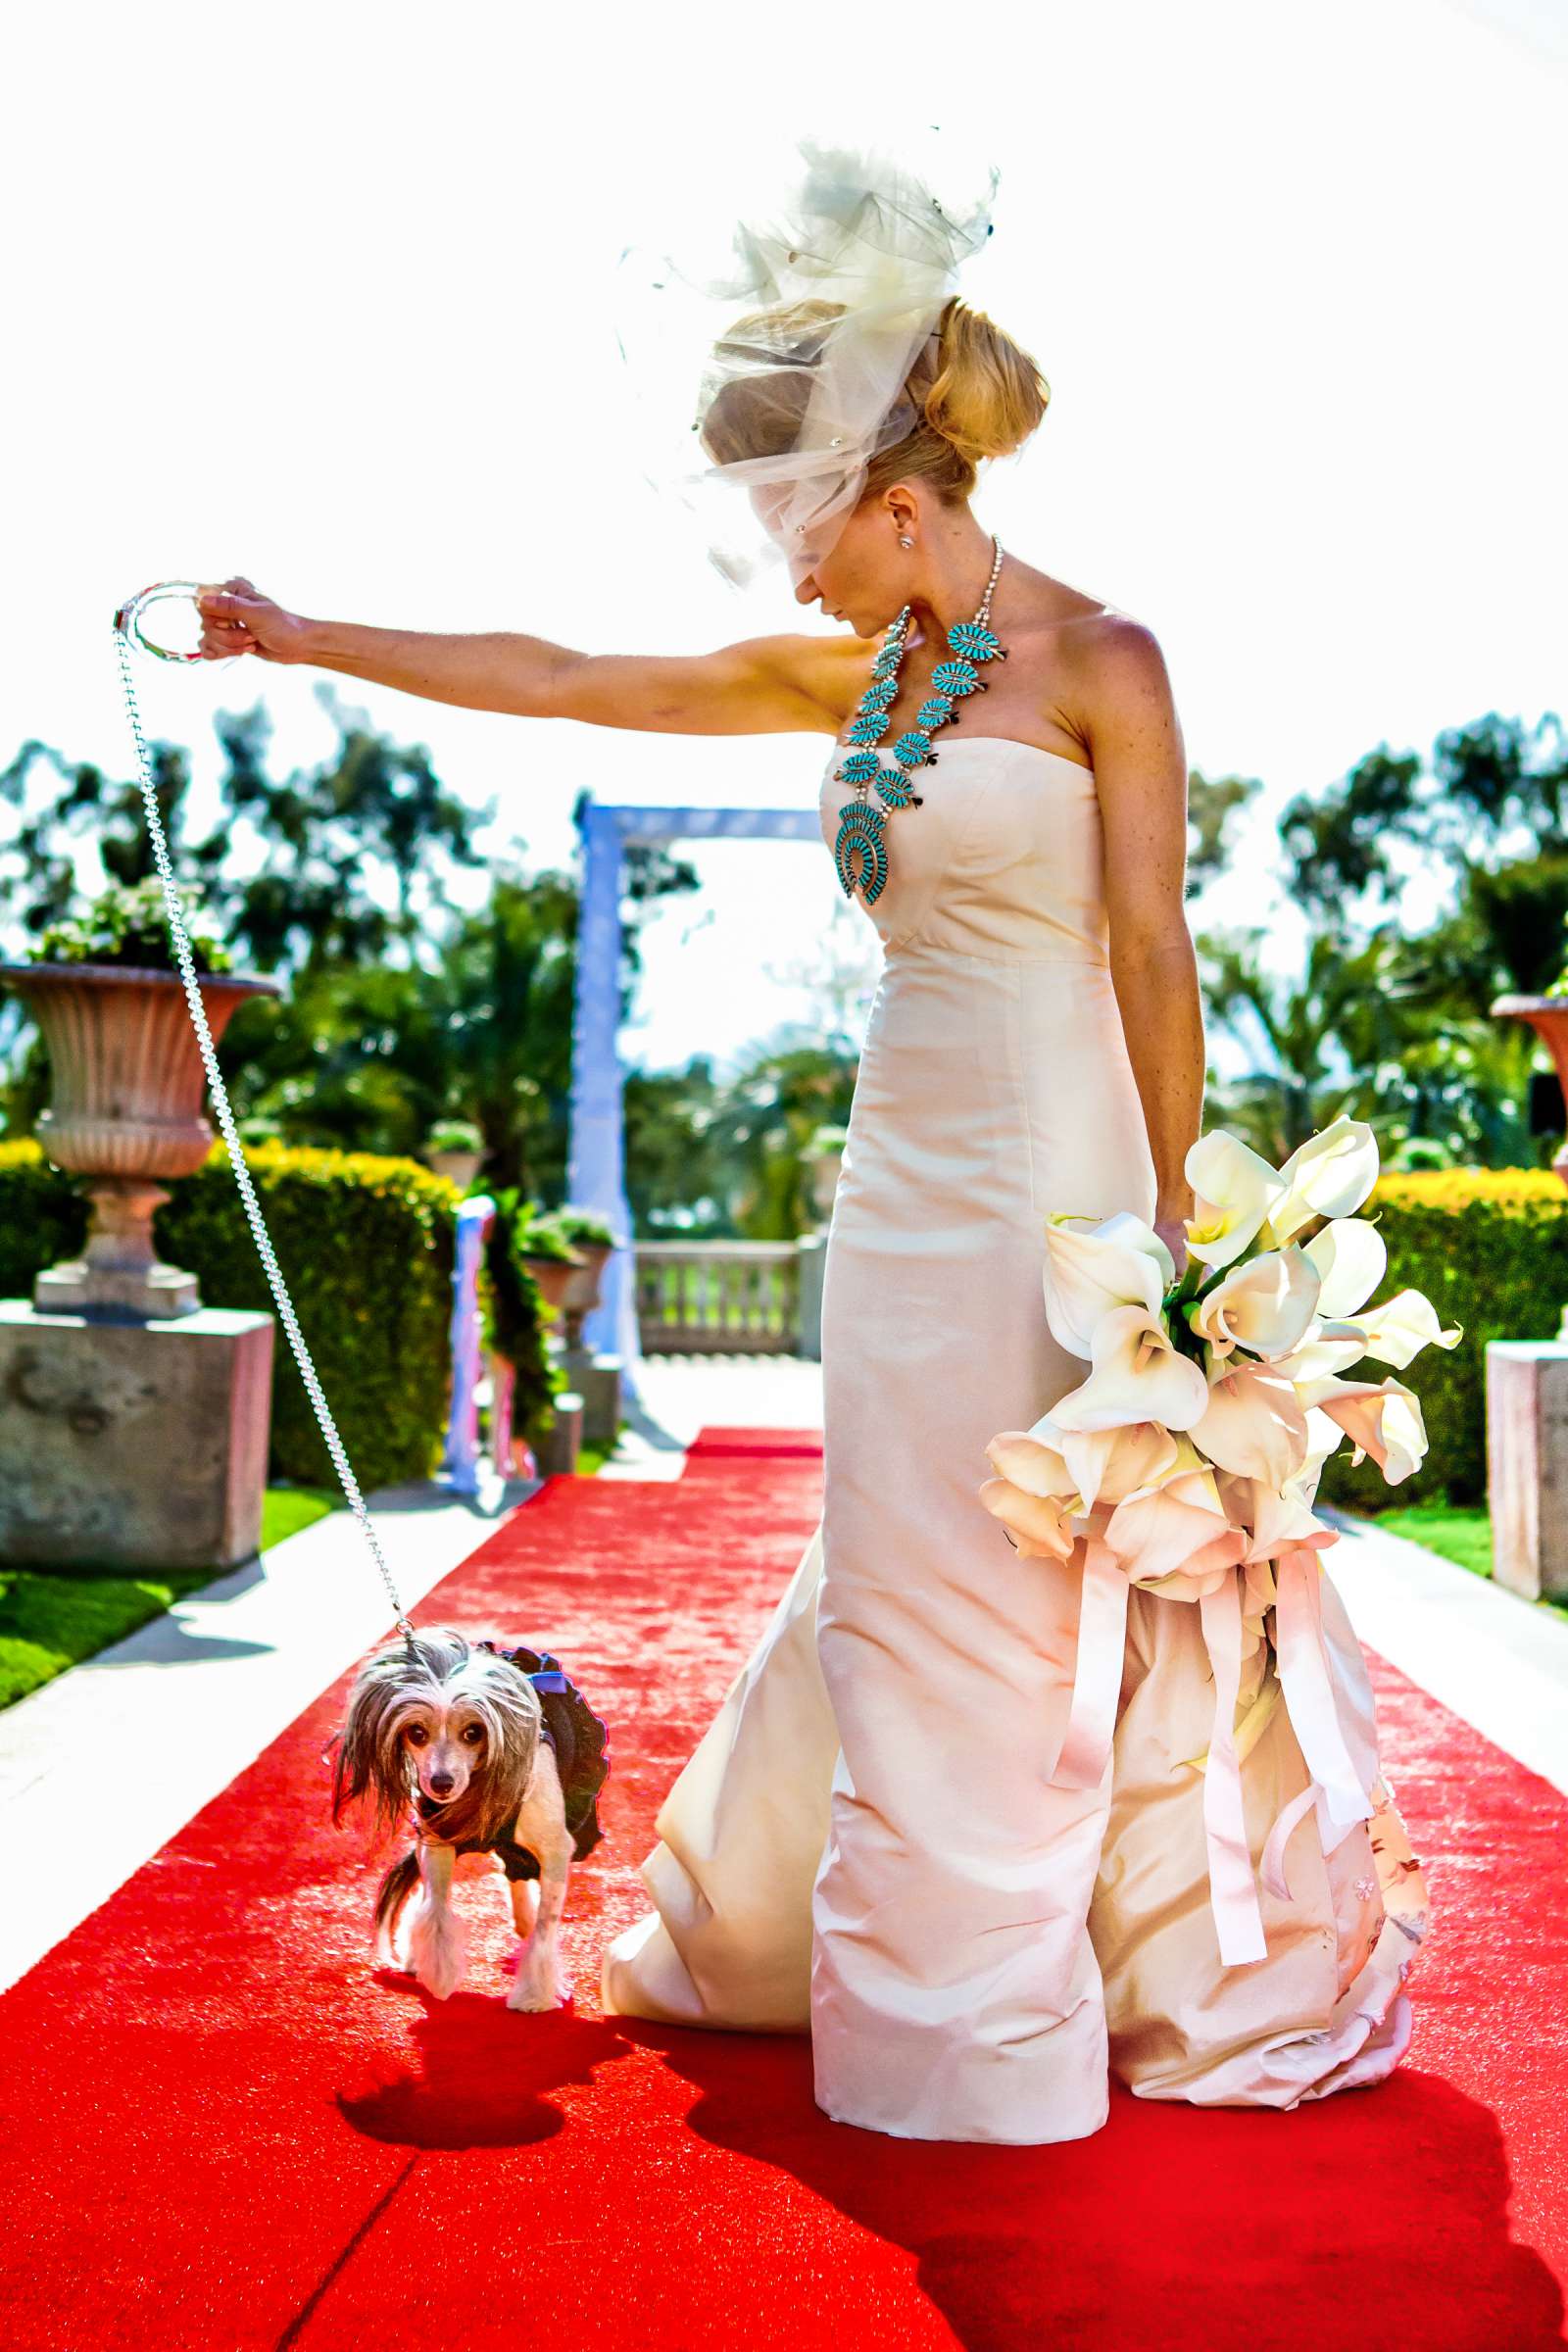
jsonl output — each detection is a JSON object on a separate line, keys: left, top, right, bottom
{"left": 566, "top": 795, "right": 825, "bottom": 1403}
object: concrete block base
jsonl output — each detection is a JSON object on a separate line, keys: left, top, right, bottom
{"left": 1486, "top": 1339, "right": 1568, "bottom": 1600}
{"left": 562, "top": 1348, "right": 623, "bottom": 1446}
{"left": 0, "top": 1299, "right": 274, "bottom": 1573}
{"left": 533, "top": 1391, "right": 583, "bottom": 1479}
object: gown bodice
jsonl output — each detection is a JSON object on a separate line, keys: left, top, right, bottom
{"left": 817, "top": 734, "right": 1110, "bottom": 964}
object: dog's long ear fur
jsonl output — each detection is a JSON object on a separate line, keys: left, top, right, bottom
{"left": 330, "top": 1629, "right": 471, "bottom": 1835}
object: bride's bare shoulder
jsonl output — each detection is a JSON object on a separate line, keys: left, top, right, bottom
{"left": 1022, "top": 573, "right": 1173, "bottom": 723}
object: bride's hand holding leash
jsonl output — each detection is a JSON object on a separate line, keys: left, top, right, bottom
{"left": 195, "top": 577, "right": 314, "bottom": 664}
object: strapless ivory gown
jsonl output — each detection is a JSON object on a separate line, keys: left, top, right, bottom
{"left": 601, "top": 734, "right": 1431, "bottom": 2144}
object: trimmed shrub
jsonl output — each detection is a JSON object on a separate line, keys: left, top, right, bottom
{"left": 0, "top": 1137, "right": 458, "bottom": 1494}
{"left": 1318, "top": 1167, "right": 1568, "bottom": 1509}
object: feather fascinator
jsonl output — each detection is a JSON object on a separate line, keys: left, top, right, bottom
{"left": 613, "top": 128, "right": 1003, "bottom": 590}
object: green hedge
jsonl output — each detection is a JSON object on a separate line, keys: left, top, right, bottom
{"left": 0, "top": 1138, "right": 458, "bottom": 1494}
{"left": 1318, "top": 1168, "right": 1568, "bottom": 1510}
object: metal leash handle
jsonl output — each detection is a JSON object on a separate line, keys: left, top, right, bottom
{"left": 112, "top": 583, "right": 416, "bottom": 1645}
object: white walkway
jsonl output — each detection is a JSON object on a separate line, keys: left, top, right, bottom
{"left": 0, "top": 1354, "right": 1563, "bottom": 1993}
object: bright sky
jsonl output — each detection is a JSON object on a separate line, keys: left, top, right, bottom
{"left": 3, "top": 0, "right": 1563, "bottom": 1080}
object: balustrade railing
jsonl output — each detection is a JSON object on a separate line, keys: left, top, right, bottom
{"left": 634, "top": 1239, "right": 803, "bottom": 1354}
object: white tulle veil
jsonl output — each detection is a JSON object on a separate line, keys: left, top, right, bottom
{"left": 613, "top": 128, "right": 1003, "bottom": 591}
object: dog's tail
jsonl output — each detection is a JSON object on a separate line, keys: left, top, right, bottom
{"left": 374, "top": 1847, "right": 420, "bottom": 1949}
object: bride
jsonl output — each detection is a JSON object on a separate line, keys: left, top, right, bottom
{"left": 197, "top": 142, "right": 1427, "bottom": 2146}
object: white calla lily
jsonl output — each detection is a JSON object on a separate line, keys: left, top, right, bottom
{"left": 1182, "top": 1129, "right": 1286, "bottom": 1270}
{"left": 1265, "top": 1115, "right": 1380, "bottom": 1245}
{"left": 1042, "top": 1210, "right": 1173, "bottom": 1360}
{"left": 1189, "top": 1246, "right": 1321, "bottom": 1362}
{"left": 1191, "top": 1361, "right": 1309, "bottom": 1486}
{"left": 1350, "top": 1288, "right": 1462, "bottom": 1371}
{"left": 1269, "top": 1321, "right": 1374, "bottom": 1386}
{"left": 1048, "top": 1302, "right": 1210, "bottom": 1434}
{"left": 1298, "top": 1374, "right": 1428, "bottom": 1484}
{"left": 1302, "top": 1217, "right": 1387, "bottom": 1318}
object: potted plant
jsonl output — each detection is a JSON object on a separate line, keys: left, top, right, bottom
{"left": 554, "top": 1204, "right": 617, "bottom": 1348}
{"left": 424, "top": 1116, "right": 485, "bottom": 1190}
{"left": 513, "top": 1203, "right": 587, "bottom": 1318}
{"left": 0, "top": 877, "right": 280, "bottom": 1316}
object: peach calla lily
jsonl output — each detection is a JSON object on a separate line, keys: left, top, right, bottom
{"left": 1054, "top": 1417, "right": 1181, "bottom": 1512}
{"left": 1191, "top": 1361, "right": 1309, "bottom": 1486}
{"left": 976, "top": 1474, "right": 1079, "bottom": 1561}
{"left": 1298, "top": 1374, "right": 1428, "bottom": 1483}
{"left": 1102, "top": 1440, "right": 1248, "bottom": 1592}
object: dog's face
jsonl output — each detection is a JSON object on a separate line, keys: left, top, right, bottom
{"left": 396, "top": 1661, "right": 504, "bottom": 1806}
{"left": 333, "top": 1630, "right": 542, "bottom": 1843}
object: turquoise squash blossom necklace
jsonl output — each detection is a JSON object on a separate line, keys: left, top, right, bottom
{"left": 831, "top": 532, "right": 1007, "bottom": 907}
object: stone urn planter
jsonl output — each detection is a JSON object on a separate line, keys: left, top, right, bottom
{"left": 517, "top": 1246, "right": 587, "bottom": 1319}
{"left": 0, "top": 958, "right": 281, "bottom": 1317}
{"left": 428, "top": 1147, "right": 484, "bottom": 1189}
{"left": 1493, "top": 995, "right": 1568, "bottom": 1186}
{"left": 560, "top": 1240, "right": 613, "bottom": 1349}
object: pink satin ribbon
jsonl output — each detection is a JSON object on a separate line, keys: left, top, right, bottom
{"left": 1045, "top": 1535, "right": 1375, "bottom": 1968}
{"left": 1271, "top": 1544, "right": 1374, "bottom": 1829}
{"left": 1197, "top": 1574, "right": 1268, "bottom": 1964}
{"left": 1047, "top": 1535, "right": 1130, "bottom": 1789}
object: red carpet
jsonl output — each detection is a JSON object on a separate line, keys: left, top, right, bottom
{"left": 2, "top": 1426, "right": 1565, "bottom": 2351}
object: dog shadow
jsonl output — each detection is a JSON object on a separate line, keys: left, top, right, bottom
{"left": 626, "top": 2024, "right": 1565, "bottom": 2352}
{"left": 338, "top": 1976, "right": 630, "bottom": 2151}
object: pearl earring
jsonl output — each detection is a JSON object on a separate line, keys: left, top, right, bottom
{"left": 899, "top": 535, "right": 914, "bottom": 548}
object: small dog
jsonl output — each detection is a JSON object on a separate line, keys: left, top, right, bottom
{"left": 330, "top": 1627, "right": 609, "bottom": 2011}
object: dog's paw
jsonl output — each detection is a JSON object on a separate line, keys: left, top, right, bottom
{"left": 506, "top": 1942, "right": 570, "bottom": 2011}
{"left": 406, "top": 1897, "right": 468, "bottom": 2001}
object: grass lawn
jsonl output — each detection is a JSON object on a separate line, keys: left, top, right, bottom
{"left": 0, "top": 1485, "right": 341, "bottom": 1713}
{"left": 1358, "top": 1502, "right": 1494, "bottom": 1580}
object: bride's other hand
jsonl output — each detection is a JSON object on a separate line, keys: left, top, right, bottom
{"left": 1154, "top": 1213, "right": 1191, "bottom": 1277}
{"left": 195, "top": 577, "right": 313, "bottom": 664}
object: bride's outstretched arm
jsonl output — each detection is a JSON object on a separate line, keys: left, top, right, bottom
{"left": 193, "top": 577, "right": 854, "bottom": 738}
{"left": 1082, "top": 618, "right": 1205, "bottom": 1261}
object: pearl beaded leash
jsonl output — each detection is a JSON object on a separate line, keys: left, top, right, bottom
{"left": 111, "top": 583, "right": 417, "bottom": 1651}
{"left": 830, "top": 533, "right": 1007, "bottom": 906}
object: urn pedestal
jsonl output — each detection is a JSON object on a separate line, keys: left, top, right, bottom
{"left": 0, "top": 956, "right": 282, "bottom": 1572}
{"left": 0, "top": 1301, "right": 275, "bottom": 1572}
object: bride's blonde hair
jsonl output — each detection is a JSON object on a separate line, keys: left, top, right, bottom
{"left": 701, "top": 292, "right": 1050, "bottom": 513}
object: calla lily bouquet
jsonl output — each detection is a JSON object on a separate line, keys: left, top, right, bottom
{"left": 978, "top": 1113, "right": 1459, "bottom": 1967}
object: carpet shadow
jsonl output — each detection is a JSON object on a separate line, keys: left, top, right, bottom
{"left": 628, "top": 2025, "right": 1565, "bottom": 2352}
{"left": 339, "top": 1985, "right": 630, "bottom": 2151}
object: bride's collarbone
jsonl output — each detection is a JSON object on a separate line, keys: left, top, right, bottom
{"left": 831, "top": 687, "right": 1089, "bottom": 770}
